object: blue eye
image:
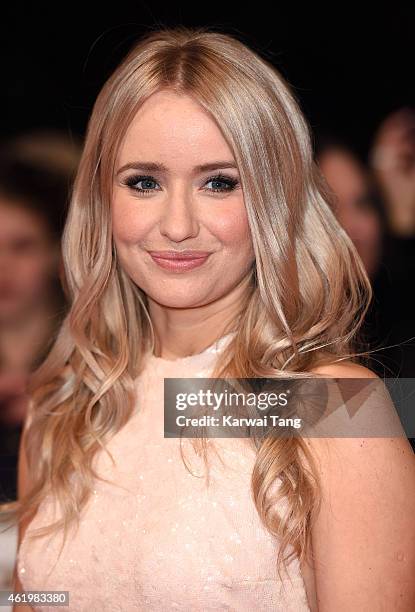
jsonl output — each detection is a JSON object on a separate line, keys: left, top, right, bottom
{"left": 204, "top": 175, "right": 239, "bottom": 193}
{"left": 124, "top": 176, "right": 160, "bottom": 194}
{"left": 122, "top": 174, "right": 239, "bottom": 196}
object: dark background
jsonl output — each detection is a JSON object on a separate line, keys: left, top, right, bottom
{"left": 2, "top": 4, "right": 414, "bottom": 158}
{"left": 0, "top": 4, "right": 414, "bottom": 509}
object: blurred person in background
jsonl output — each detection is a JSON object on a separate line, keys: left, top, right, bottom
{"left": 316, "top": 120, "right": 415, "bottom": 377}
{"left": 0, "top": 130, "right": 81, "bottom": 503}
{"left": 370, "top": 107, "right": 415, "bottom": 238}
{"left": 316, "top": 115, "right": 415, "bottom": 451}
{"left": 367, "top": 107, "right": 415, "bottom": 379}
{"left": 316, "top": 137, "right": 386, "bottom": 280}
{"left": 316, "top": 137, "right": 390, "bottom": 376}
{"left": 0, "top": 130, "right": 80, "bottom": 594}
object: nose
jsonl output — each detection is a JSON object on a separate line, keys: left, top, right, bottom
{"left": 158, "top": 186, "right": 199, "bottom": 242}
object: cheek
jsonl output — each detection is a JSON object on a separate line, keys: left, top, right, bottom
{"left": 211, "top": 207, "right": 254, "bottom": 253}
{"left": 111, "top": 194, "right": 151, "bottom": 244}
{"left": 111, "top": 192, "right": 254, "bottom": 263}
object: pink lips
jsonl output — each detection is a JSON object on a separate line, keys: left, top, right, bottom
{"left": 148, "top": 250, "right": 211, "bottom": 272}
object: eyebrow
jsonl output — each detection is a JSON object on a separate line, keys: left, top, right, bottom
{"left": 116, "top": 160, "right": 238, "bottom": 176}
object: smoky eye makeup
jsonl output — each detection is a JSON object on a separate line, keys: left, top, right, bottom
{"left": 120, "top": 173, "right": 240, "bottom": 196}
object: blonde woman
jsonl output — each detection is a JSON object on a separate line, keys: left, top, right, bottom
{"left": 1, "top": 26, "right": 414, "bottom": 612}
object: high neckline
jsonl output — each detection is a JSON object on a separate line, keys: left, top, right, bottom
{"left": 146, "top": 331, "right": 236, "bottom": 366}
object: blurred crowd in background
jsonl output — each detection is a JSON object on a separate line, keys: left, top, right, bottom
{"left": 0, "top": 106, "right": 414, "bottom": 511}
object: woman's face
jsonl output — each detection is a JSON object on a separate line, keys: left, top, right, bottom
{"left": 112, "top": 90, "right": 255, "bottom": 310}
{"left": 0, "top": 201, "right": 59, "bottom": 323}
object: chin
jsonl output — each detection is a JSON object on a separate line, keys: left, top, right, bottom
{"left": 145, "top": 286, "right": 217, "bottom": 309}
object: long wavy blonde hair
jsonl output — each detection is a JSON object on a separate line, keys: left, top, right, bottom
{"left": 0, "top": 25, "right": 375, "bottom": 584}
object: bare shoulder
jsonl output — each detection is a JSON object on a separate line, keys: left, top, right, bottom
{"left": 303, "top": 359, "right": 415, "bottom": 609}
{"left": 309, "top": 356, "right": 379, "bottom": 379}
{"left": 306, "top": 356, "right": 411, "bottom": 460}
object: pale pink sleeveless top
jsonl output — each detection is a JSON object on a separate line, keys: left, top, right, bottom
{"left": 16, "top": 333, "right": 311, "bottom": 610}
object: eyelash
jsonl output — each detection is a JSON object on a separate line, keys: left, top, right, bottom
{"left": 122, "top": 173, "right": 239, "bottom": 196}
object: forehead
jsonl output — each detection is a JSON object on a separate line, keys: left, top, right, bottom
{"left": 116, "top": 91, "right": 235, "bottom": 171}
